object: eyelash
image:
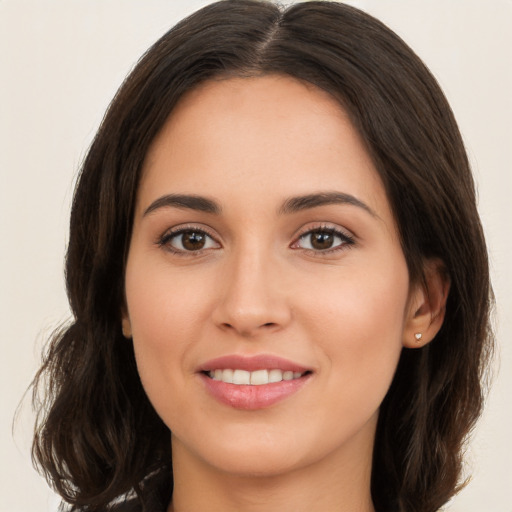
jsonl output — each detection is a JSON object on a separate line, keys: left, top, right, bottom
{"left": 156, "top": 224, "right": 219, "bottom": 257}
{"left": 156, "top": 223, "right": 355, "bottom": 257}
{"left": 293, "top": 224, "right": 355, "bottom": 256}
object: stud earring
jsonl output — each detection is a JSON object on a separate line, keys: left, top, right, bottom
{"left": 414, "top": 333, "right": 423, "bottom": 343}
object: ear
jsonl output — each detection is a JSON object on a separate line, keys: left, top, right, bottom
{"left": 121, "top": 312, "right": 132, "bottom": 339}
{"left": 403, "top": 258, "right": 450, "bottom": 348}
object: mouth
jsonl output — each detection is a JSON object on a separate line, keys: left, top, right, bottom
{"left": 198, "top": 354, "right": 313, "bottom": 410}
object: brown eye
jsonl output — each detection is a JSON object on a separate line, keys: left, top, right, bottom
{"left": 163, "top": 229, "right": 219, "bottom": 253}
{"left": 297, "top": 228, "right": 353, "bottom": 252}
{"left": 310, "top": 231, "right": 335, "bottom": 250}
{"left": 181, "top": 231, "right": 207, "bottom": 250}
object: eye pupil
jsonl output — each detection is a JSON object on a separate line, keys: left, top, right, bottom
{"left": 182, "top": 231, "right": 206, "bottom": 250}
{"left": 311, "top": 231, "right": 334, "bottom": 250}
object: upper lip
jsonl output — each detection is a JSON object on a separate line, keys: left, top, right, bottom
{"left": 198, "top": 354, "right": 311, "bottom": 373}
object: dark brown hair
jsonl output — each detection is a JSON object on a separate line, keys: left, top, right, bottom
{"left": 32, "top": 1, "right": 494, "bottom": 511}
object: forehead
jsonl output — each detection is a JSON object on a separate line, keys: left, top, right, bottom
{"left": 139, "top": 74, "right": 389, "bottom": 223}
{"left": 145, "top": 74, "right": 353, "bottom": 166}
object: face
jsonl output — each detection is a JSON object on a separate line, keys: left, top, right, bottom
{"left": 123, "top": 75, "right": 413, "bottom": 478}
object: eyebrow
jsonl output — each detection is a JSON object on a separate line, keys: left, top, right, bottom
{"left": 143, "top": 191, "right": 376, "bottom": 218}
{"left": 144, "top": 194, "right": 222, "bottom": 216}
{"left": 278, "top": 191, "right": 376, "bottom": 217}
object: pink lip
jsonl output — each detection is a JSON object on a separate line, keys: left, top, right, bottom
{"left": 198, "top": 354, "right": 310, "bottom": 373}
{"left": 197, "top": 354, "right": 312, "bottom": 410}
{"left": 200, "top": 374, "right": 311, "bottom": 410}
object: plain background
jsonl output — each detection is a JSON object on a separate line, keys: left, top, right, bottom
{"left": 1, "top": 1, "right": 511, "bottom": 511}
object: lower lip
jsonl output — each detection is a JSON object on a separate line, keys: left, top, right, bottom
{"left": 200, "top": 373, "right": 310, "bottom": 410}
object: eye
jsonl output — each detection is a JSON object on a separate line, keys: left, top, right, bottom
{"left": 159, "top": 227, "right": 219, "bottom": 254}
{"left": 295, "top": 227, "right": 354, "bottom": 252}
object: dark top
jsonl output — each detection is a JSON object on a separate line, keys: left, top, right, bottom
{"left": 110, "top": 468, "right": 172, "bottom": 512}
{"left": 111, "top": 499, "right": 164, "bottom": 512}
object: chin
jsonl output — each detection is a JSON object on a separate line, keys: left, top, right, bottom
{"left": 206, "top": 447, "right": 307, "bottom": 478}
{"left": 172, "top": 423, "right": 315, "bottom": 477}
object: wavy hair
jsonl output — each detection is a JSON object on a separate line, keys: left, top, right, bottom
{"left": 31, "top": 1, "right": 494, "bottom": 511}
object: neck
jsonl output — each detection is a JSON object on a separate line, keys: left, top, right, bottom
{"left": 168, "top": 421, "right": 376, "bottom": 512}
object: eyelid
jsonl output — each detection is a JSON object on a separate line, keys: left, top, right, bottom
{"left": 294, "top": 221, "right": 355, "bottom": 239}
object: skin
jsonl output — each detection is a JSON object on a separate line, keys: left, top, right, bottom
{"left": 122, "top": 74, "right": 447, "bottom": 512}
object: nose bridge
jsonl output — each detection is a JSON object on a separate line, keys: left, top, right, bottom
{"left": 213, "top": 239, "right": 291, "bottom": 336}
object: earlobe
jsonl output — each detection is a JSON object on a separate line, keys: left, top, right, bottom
{"left": 121, "top": 315, "right": 132, "bottom": 339}
{"left": 403, "top": 259, "right": 450, "bottom": 348}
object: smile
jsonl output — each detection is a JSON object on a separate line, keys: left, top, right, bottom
{"left": 208, "top": 368, "right": 305, "bottom": 385}
{"left": 199, "top": 354, "right": 313, "bottom": 410}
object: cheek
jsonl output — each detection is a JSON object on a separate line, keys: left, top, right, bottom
{"left": 125, "top": 257, "right": 210, "bottom": 346}
{"left": 299, "top": 254, "right": 408, "bottom": 334}
{"left": 292, "top": 283, "right": 406, "bottom": 463}
{"left": 124, "top": 259, "right": 212, "bottom": 414}
{"left": 298, "top": 258, "right": 409, "bottom": 408}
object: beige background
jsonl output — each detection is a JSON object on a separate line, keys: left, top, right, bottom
{"left": 1, "top": 1, "right": 510, "bottom": 510}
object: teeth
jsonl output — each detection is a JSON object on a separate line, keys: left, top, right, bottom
{"left": 208, "top": 368, "right": 305, "bottom": 385}
{"left": 233, "top": 369, "right": 250, "bottom": 385}
{"left": 222, "top": 368, "right": 234, "bottom": 383}
{"left": 268, "top": 369, "right": 282, "bottom": 383}
{"left": 250, "top": 369, "right": 268, "bottom": 385}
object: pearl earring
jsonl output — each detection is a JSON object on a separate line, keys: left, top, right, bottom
{"left": 414, "top": 333, "right": 423, "bottom": 343}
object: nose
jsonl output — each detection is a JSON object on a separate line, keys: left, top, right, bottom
{"left": 211, "top": 247, "right": 292, "bottom": 338}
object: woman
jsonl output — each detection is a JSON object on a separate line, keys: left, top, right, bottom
{"left": 31, "top": 1, "right": 494, "bottom": 511}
